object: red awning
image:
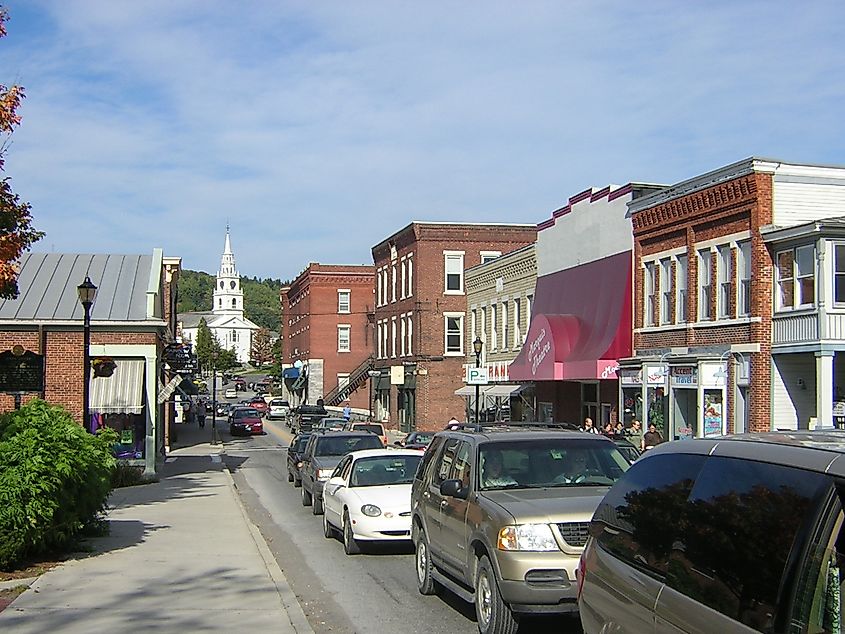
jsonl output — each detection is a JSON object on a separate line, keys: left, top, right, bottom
{"left": 509, "top": 251, "right": 631, "bottom": 381}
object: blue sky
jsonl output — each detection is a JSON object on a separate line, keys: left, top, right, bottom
{"left": 1, "top": 1, "right": 844, "bottom": 280}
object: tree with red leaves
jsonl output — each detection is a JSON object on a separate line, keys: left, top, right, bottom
{"left": 0, "top": 7, "right": 43, "bottom": 299}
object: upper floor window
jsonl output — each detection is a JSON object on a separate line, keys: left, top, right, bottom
{"left": 490, "top": 302, "right": 498, "bottom": 350}
{"left": 698, "top": 249, "right": 712, "bottom": 321}
{"left": 400, "top": 317, "right": 406, "bottom": 356}
{"left": 231, "top": 329, "right": 238, "bottom": 342}
{"left": 391, "top": 264, "right": 397, "bottom": 303}
{"left": 501, "top": 301, "right": 509, "bottom": 350}
{"left": 338, "top": 325, "right": 351, "bottom": 352}
{"left": 444, "top": 313, "right": 464, "bottom": 354}
{"left": 738, "top": 241, "right": 752, "bottom": 316}
{"left": 835, "top": 245, "right": 845, "bottom": 304}
{"left": 407, "top": 255, "right": 414, "bottom": 298}
{"left": 391, "top": 317, "right": 397, "bottom": 357}
{"left": 526, "top": 294, "right": 533, "bottom": 329}
{"left": 480, "top": 306, "right": 487, "bottom": 349}
{"left": 777, "top": 245, "right": 815, "bottom": 310}
{"left": 644, "top": 262, "right": 657, "bottom": 327}
{"left": 480, "top": 251, "right": 501, "bottom": 264}
{"left": 338, "top": 289, "right": 350, "bottom": 314}
{"left": 232, "top": 298, "right": 237, "bottom": 308}
{"left": 406, "top": 313, "right": 413, "bottom": 356}
{"left": 717, "top": 245, "right": 732, "bottom": 319}
{"left": 659, "top": 259, "right": 672, "bottom": 325}
{"left": 400, "top": 259, "right": 407, "bottom": 299}
{"left": 513, "top": 298, "right": 522, "bottom": 348}
{"left": 444, "top": 252, "right": 465, "bottom": 293}
{"left": 676, "top": 254, "right": 688, "bottom": 323}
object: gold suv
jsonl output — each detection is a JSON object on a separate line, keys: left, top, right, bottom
{"left": 411, "top": 426, "right": 630, "bottom": 634}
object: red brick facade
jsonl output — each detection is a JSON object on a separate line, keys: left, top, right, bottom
{"left": 631, "top": 170, "right": 774, "bottom": 434}
{"left": 280, "top": 263, "right": 375, "bottom": 411}
{"left": 372, "top": 223, "right": 536, "bottom": 432}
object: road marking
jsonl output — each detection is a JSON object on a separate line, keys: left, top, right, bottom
{"left": 210, "top": 454, "right": 222, "bottom": 463}
{"left": 165, "top": 457, "right": 177, "bottom": 463}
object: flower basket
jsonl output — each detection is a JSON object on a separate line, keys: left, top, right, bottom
{"left": 92, "top": 357, "right": 117, "bottom": 378}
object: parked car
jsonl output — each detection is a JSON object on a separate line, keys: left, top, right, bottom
{"left": 322, "top": 449, "right": 424, "bottom": 555}
{"left": 579, "top": 430, "right": 845, "bottom": 634}
{"left": 412, "top": 426, "right": 630, "bottom": 634}
{"left": 228, "top": 407, "right": 263, "bottom": 436}
{"left": 216, "top": 402, "right": 232, "bottom": 417}
{"left": 395, "top": 431, "right": 434, "bottom": 451}
{"left": 315, "top": 417, "right": 348, "bottom": 432}
{"left": 224, "top": 388, "right": 238, "bottom": 399}
{"left": 267, "top": 398, "right": 291, "bottom": 421}
{"left": 344, "top": 421, "right": 388, "bottom": 447}
{"left": 606, "top": 434, "right": 641, "bottom": 464}
{"left": 234, "top": 378, "right": 247, "bottom": 391}
{"left": 300, "top": 431, "right": 385, "bottom": 515}
{"left": 287, "top": 432, "right": 312, "bottom": 487}
{"left": 290, "top": 404, "right": 329, "bottom": 434}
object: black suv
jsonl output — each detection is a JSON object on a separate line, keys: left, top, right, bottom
{"left": 290, "top": 404, "right": 328, "bottom": 434}
{"left": 286, "top": 432, "right": 312, "bottom": 487}
{"left": 300, "top": 431, "right": 384, "bottom": 515}
{"left": 411, "top": 425, "right": 630, "bottom": 634}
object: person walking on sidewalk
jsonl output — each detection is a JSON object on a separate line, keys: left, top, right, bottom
{"left": 196, "top": 400, "right": 207, "bottom": 428}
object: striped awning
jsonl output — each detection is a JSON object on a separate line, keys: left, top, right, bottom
{"left": 90, "top": 359, "right": 145, "bottom": 414}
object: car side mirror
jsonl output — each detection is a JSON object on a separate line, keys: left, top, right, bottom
{"left": 327, "top": 476, "right": 345, "bottom": 488}
{"left": 393, "top": 440, "right": 403, "bottom": 447}
{"left": 440, "top": 479, "right": 469, "bottom": 499}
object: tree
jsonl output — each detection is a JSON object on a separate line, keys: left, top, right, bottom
{"left": 194, "top": 318, "right": 216, "bottom": 373}
{"left": 250, "top": 327, "right": 273, "bottom": 367}
{"left": 0, "top": 9, "right": 43, "bottom": 298}
{"left": 215, "top": 347, "right": 239, "bottom": 373}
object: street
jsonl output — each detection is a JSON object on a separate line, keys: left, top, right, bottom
{"left": 212, "top": 383, "right": 581, "bottom": 633}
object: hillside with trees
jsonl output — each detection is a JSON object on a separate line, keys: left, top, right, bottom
{"left": 177, "top": 269, "right": 286, "bottom": 332}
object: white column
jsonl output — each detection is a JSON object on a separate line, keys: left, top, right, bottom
{"left": 817, "top": 351, "right": 834, "bottom": 429}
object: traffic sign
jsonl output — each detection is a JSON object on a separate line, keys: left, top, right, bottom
{"left": 467, "top": 367, "right": 489, "bottom": 385}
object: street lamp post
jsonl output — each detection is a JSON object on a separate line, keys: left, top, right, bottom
{"left": 473, "top": 337, "right": 483, "bottom": 426}
{"left": 77, "top": 277, "right": 98, "bottom": 431}
{"left": 210, "top": 351, "right": 219, "bottom": 446}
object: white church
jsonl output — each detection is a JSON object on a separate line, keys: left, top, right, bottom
{"left": 178, "top": 229, "right": 259, "bottom": 363}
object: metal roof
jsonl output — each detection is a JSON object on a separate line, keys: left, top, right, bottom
{"left": 0, "top": 252, "right": 157, "bottom": 322}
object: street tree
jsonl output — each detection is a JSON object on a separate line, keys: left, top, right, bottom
{"left": 215, "top": 346, "right": 239, "bottom": 373}
{"left": 194, "top": 318, "right": 217, "bottom": 373}
{"left": 0, "top": 8, "right": 44, "bottom": 298}
{"left": 250, "top": 327, "right": 273, "bottom": 367}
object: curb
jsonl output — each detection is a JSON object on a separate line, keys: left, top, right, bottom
{"left": 0, "top": 577, "right": 36, "bottom": 592}
{"left": 221, "top": 458, "right": 315, "bottom": 634}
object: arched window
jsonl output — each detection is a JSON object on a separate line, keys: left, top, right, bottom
{"left": 218, "top": 298, "right": 222, "bottom": 308}
{"left": 232, "top": 298, "right": 237, "bottom": 308}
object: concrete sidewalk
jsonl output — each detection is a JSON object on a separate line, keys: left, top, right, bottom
{"left": 0, "top": 422, "right": 313, "bottom": 633}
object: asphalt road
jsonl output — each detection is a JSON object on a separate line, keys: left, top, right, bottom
{"left": 218, "top": 401, "right": 583, "bottom": 634}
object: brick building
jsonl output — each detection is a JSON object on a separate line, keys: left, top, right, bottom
{"left": 279, "top": 263, "right": 375, "bottom": 413}
{"left": 372, "top": 222, "right": 536, "bottom": 432}
{"left": 0, "top": 250, "right": 181, "bottom": 475}
{"left": 625, "top": 158, "right": 845, "bottom": 440}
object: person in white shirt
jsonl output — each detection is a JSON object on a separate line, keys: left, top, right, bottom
{"left": 581, "top": 417, "right": 600, "bottom": 434}
{"left": 481, "top": 451, "right": 517, "bottom": 488}
{"left": 553, "top": 450, "right": 590, "bottom": 484}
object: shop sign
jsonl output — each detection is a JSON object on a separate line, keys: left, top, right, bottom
{"left": 620, "top": 368, "right": 642, "bottom": 386}
{"left": 670, "top": 366, "right": 698, "bottom": 387}
{"left": 644, "top": 365, "right": 666, "bottom": 386}
{"left": 834, "top": 401, "right": 845, "bottom": 428}
{"left": 527, "top": 328, "right": 551, "bottom": 377}
{"left": 0, "top": 349, "right": 44, "bottom": 392}
{"left": 390, "top": 365, "right": 405, "bottom": 385}
{"left": 700, "top": 362, "right": 727, "bottom": 387}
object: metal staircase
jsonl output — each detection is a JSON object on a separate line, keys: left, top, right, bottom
{"left": 324, "top": 355, "right": 374, "bottom": 406}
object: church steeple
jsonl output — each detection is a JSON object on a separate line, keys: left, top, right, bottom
{"left": 213, "top": 227, "right": 244, "bottom": 317}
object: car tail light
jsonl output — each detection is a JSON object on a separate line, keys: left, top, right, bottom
{"left": 576, "top": 552, "right": 587, "bottom": 600}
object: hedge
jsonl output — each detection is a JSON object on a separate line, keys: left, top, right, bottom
{"left": 0, "top": 400, "right": 116, "bottom": 570}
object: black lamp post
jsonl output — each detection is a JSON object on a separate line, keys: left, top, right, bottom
{"left": 473, "top": 336, "right": 483, "bottom": 425}
{"left": 77, "top": 277, "right": 98, "bottom": 431}
{"left": 210, "top": 349, "right": 220, "bottom": 446}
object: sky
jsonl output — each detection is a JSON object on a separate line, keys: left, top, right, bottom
{"left": 1, "top": 1, "right": 844, "bottom": 281}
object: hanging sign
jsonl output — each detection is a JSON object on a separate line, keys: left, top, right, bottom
{"left": 0, "top": 349, "right": 44, "bottom": 392}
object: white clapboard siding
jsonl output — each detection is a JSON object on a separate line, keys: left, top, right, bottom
{"left": 773, "top": 181, "right": 845, "bottom": 227}
{"left": 772, "top": 353, "right": 818, "bottom": 430}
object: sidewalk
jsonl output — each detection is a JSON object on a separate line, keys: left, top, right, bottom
{"left": 0, "top": 422, "right": 313, "bottom": 633}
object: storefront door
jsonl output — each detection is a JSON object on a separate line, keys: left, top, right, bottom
{"left": 672, "top": 388, "right": 697, "bottom": 440}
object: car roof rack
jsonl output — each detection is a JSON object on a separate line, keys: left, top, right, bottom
{"left": 444, "top": 421, "right": 581, "bottom": 433}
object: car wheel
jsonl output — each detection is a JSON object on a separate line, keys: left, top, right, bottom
{"left": 475, "top": 555, "right": 518, "bottom": 634}
{"left": 323, "top": 511, "right": 336, "bottom": 539}
{"left": 343, "top": 510, "right": 360, "bottom": 555}
{"left": 312, "top": 494, "right": 324, "bottom": 516}
{"left": 415, "top": 529, "right": 436, "bottom": 595}
{"left": 301, "top": 483, "right": 312, "bottom": 506}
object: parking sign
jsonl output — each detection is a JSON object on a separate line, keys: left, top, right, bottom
{"left": 467, "top": 367, "right": 489, "bottom": 385}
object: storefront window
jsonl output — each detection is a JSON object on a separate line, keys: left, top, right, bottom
{"left": 647, "top": 386, "right": 668, "bottom": 437}
{"left": 92, "top": 412, "right": 145, "bottom": 459}
{"left": 622, "top": 387, "right": 642, "bottom": 426}
{"left": 703, "top": 390, "right": 723, "bottom": 437}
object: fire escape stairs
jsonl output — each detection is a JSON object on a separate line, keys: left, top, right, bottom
{"left": 324, "top": 355, "right": 375, "bottom": 406}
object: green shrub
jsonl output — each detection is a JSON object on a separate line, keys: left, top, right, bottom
{"left": 0, "top": 400, "right": 117, "bottom": 570}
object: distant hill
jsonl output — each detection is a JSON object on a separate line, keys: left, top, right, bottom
{"left": 177, "top": 269, "right": 287, "bottom": 332}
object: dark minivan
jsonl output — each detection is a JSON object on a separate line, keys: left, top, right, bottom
{"left": 579, "top": 431, "right": 845, "bottom": 634}
{"left": 287, "top": 432, "right": 312, "bottom": 487}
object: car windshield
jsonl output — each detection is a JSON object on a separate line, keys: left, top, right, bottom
{"left": 233, "top": 408, "right": 259, "bottom": 419}
{"left": 408, "top": 432, "right": 433, "bottom": 445}
{"left": 478, "top": 439, "right": 630, "bottom": 491}
{"left": 351, "top": 455, "right": 423, "bottom": 487}
{"left": 353, "top": 424, "right": 384, "bottom": 435}
{"left": 316, "top": 435, "right": 383, "bottom": 456}
{"left": 319, "top": 419, "right": 346, "bottom": 431}
{"left": 271, "top": 400, "right": 287, "bottom": 407}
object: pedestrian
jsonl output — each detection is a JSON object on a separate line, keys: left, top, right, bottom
{"left": 196, "top": 400, "right": 207, "bottom": 428}
{"left": 602, "top": 422, "right": 614, "bottom": 436}
{"left": 642, "top": 423, "right": 664, "bottom": 451}
{"left": 446, "top": 415, "right": 461, "bottom": 430}
{"left": 581, "top": 417, "right": 600, "bottom": 434}
{"left": 627, "top": 419, "right": 644, "bottom": 449}
{"left": 342, "top": 401, "right": 351, "bottom": 421}
{"left": 614, "top": 421, "right": 625, "bottom": 435}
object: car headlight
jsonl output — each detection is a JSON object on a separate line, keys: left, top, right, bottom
{"left": 317, "top": 469, "right": 333, "bottom": 480}
{"left": 361, "top": 504, "right": 382, "bottom": 517}
{"left": 497, "top": 524, "right": 558, "bottom": 552}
